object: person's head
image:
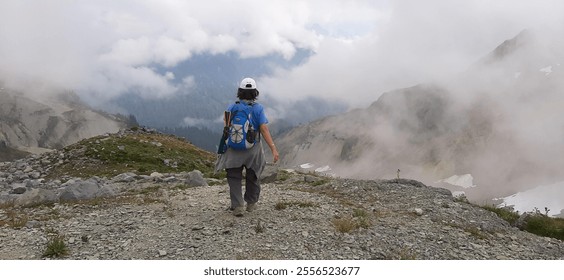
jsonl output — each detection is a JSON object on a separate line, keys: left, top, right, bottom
{"left": 237, "top": 77, "right": 259, "bottom": 100}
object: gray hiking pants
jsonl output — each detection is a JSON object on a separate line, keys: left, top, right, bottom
{"left": 227, "top": 166, "right": 260, "bottom": 209}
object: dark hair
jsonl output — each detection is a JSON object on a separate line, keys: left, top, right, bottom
{"left": 237, "top": 88, "right": 259, "bottom": 100}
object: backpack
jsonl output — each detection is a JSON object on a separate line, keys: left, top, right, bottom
{"left": 225, "top": 101, "right": 258, "bottom": 150}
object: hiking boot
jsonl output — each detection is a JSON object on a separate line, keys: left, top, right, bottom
{"left": 246, "top": 203, "right": 257, "bottom": 212}
{"left": 233, "top": 206, "right": 244, "bottom": 217}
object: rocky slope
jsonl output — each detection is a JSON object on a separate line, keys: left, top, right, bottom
{"left": 0, "top": 129, "right": 562, "bottom": 260}
{"left": 276, "top": 30, "right": 564, "bottom": 203}
{"left": 0, "top": 87, "right": 132, "bottom": 162}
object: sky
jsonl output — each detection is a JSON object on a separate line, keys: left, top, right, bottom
{"left": 2, "top": 0, "right": 564, "bottom": 108}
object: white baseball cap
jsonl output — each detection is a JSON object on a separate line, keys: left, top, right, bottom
{"left": 239, "top": 77, "right": 257, "bottom": 89}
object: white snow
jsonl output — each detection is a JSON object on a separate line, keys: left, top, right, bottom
{"left": 539, "top": 65, "right": 552, "bottom": 75}
{"left": 500, "top": 181, "right": 564, "bottom": 217}
{"left": 452, "top": 191, "right": 466, "bottom": 198}
{"left": 299, "top": 163, "right": 314, "bottom": 169}
{"left": 315, "top": 165, "right": 332, "bottom": 172}
{"left": 436, "top": 174, "right": 476, "bottom": 189}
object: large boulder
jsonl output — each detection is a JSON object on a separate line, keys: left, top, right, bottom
{"left": 59, "top": 179, "right": 100, "bottom": 202}
{"left": 14, "top": 188, "right": 58, "bottom": 207}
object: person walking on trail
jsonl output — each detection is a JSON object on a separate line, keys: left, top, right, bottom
{"left": 215, "top": 77, "right": 279, "bottom": 217}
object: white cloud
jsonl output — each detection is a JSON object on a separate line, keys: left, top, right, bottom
{"left": 0, "top": 0, "right": 386, "bottom": 102}
{"left": 261, "top": 0, "right": 564, "bottom": 108}
{"left": 5, "top": 0, "right": 562, "bottom": 109}
{"left": 181, "top": 75, "right": 196, "bottom": 89}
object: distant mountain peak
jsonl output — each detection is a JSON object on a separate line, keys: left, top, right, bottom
{"left": 484, "top": 29, "right": 532, "bottom": 63}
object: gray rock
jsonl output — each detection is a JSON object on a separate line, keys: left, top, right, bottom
{"left": 261, "top": 164, "right": 279, "bottom": 183}
{"left": 10, "top": 183, "right": 27, "bottom": 194}
{"left": 413, "top": 208, "right": 424, "bottom": 216}
{"left": 97, "top": 185, "right": 118, "bottom": 198}
{"left": 163, "top": 176, "right": 177, "bottom": 183}
{"left": 304, "top": 175, "right": 318, "bottom": 183}
{"left": 186, "top": 170, "right": 207, "bottom": 187}
{"left": 112, "top": 172, "right": 137, "bottom": 183}
{"left": 59, "top": 179, "right": 100, "bottom": 201}
{"left": 15, "top": 188, "right": 58, "bottom": 207}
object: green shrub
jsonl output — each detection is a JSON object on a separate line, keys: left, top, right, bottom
{"left": 43, "top": 234, "right": 68, "bottom": 258}
{"left": 523, "top": 214, "right": 564, "bottom": 241}
{"left": 481, "top": 205, "right": 564, "bottom": 241}
{"left": 352, "top": 208, "right": 368, "bottom": 218}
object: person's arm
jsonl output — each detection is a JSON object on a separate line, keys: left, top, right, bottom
{"left": 260, "top": 124, "right": 279, "bottom": 163}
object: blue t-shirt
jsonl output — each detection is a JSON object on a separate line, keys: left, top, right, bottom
{"left": 227, "top": 100, "right": 268, "bottom": 131}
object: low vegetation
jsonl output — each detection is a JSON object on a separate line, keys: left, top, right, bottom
{"left": 42, "top": 228, "right": 69, "bottom": 258}
{"left": 332, "top": 208, "right": 373, "bottom": 233}
{"left": 481, "top": 205, "right": 564, "bottom": 241}
{"left": 0, "top": 208, "right": 29, "bottom": 229}
{"left": 481, "top": 205, "right": 520, "bottom": 225}
{"left": 45, "top": 129, "right": 219, "bottom": 180}
{"left": 42, "top": 231, "right": 68, "bottom": 258}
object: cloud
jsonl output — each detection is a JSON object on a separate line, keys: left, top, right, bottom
{"left": 261, "top": 0, "right": 564, "bottom": 108}
{"left": 4, "top": 0, "right": 562, "bottom": 110}
{"left": 0, "top": 0, "right": 385, "bottom": 103}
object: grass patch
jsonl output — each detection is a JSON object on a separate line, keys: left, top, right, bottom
{"left": 310, "top": 179, "right": 330, "bottom": 186}
{"left": 481, "top": 205, "right": 520, "bottom": 225}
{"left": 352, "top": 208, "right": 368, "bottom": 218}
{"left": 0, "top": 209, "right": 28, "bottom": 229}
{"left": 42, "top": 233, "right": 68, "bottom": 258}
{"left": 332, "top": 213, "right": 372, "bottom": 233}
{"left": 45, "top": 130, "right": 217, "bottom": 179}
{"left": 276, "top": 170, "right": 292, "bottom": 182}
{"left": 332, "top": 217, "right": 357, "bottom": 233}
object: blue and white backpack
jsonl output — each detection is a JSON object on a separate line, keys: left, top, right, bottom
{"left": 226, "top": 101, "right": 257, "bottom": 150}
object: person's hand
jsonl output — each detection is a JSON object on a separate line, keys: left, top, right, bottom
{"left": 272, "top": 149, "right": 279, "bottom": 163}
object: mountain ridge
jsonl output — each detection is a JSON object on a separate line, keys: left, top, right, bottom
{"left": 275, "top": 30, "right": 564, "bottom": 206}
{"left": 0, "top": 86, "right": 135, "bottom": 162}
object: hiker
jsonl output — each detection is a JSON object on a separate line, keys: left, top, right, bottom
{"left": 215, "top": 77, "right": 279, "bottom": 217}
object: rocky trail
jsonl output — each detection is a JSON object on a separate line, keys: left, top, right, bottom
{"left": 1, "top": 162, "right": 563, "bottom": 260}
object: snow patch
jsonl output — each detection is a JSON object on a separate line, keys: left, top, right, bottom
{"left": 436, "top": 174, "right": 476, "bottom": 189}
{"left": 299, "top": 163, "right": 314, "bottom": 169}
{"left": 500, "top": 181, "right": 564, "bottom": 217}
{"left": 315, "top": 165, "right": 332, "bottom": 173}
